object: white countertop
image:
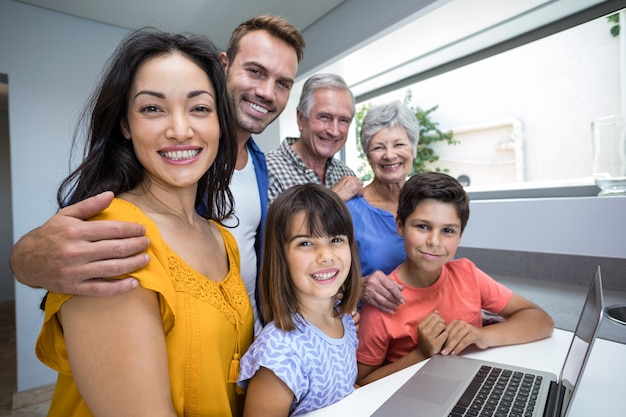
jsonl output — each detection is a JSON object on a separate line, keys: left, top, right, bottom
{"left": 301, "top": 328, "right": 626, "bottom": 416}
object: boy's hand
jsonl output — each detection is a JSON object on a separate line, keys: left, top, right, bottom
{"left": 440, "top": 320, "right": 488, "bottom": 356}
{"left": 416, "top": 311, "right": 448, "bottom": 358}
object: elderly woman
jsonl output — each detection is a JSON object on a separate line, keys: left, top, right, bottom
{"left": 346, "top": 100, "right": 419, "bottom": 313}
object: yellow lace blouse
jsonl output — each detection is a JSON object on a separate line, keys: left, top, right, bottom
{"left": 36, "top": 198, "right": 254, "bottom": 417}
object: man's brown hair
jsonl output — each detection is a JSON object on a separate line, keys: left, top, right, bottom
{"left": 226, "top": 14, "right": 306, "bottom": 64}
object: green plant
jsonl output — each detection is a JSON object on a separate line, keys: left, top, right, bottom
{"left": 608, "top": 12, "right": 620, "bottom": 37}
{"left": 353, "top": 90, "right": 456, "bottom": 181}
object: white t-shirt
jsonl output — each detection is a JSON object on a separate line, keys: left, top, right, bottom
{"left": 223, "top": 154, "right": 262, "bottom": 335}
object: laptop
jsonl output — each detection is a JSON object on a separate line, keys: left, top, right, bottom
{"left": 371, "top": 266, "right": 604, "bottom": 417}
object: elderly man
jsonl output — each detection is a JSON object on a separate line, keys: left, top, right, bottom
{"left": 266, "top": 73, "right": 363, "bottom": 203}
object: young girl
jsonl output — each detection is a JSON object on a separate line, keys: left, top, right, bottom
{"left": 237, "top": 183, "right": 362, "bottom": 416}
{"left": 35, "top": 29, "right": 253, "bottom": 416}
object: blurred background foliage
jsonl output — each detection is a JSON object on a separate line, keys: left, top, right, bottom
{"left": 353, "top": 90, "right": 457, "bottom": 182}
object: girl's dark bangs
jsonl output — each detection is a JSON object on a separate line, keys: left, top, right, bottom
{"left": 306, "top": 196, "right": 350, "bottom": 238}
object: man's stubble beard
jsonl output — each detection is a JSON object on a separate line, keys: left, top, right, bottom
{"left": 228, "top": 89, "right": 279, "bottom": 136}
{"left": 235, "top": 109, "right": 276, "bottom": 135}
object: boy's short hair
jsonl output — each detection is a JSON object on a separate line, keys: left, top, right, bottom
{"left": 397, "top": 172, "right": 470, "bottom": 233}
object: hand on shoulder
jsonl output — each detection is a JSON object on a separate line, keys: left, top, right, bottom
{"left": 362, "top": 270, "right": 405, "bottom": 313}
{"left": 10, "top": 191, "right": 148, "bottom": 296}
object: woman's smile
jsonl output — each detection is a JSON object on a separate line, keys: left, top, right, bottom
{"left": 158, "top": 147, "right": 202, "bottom": 163}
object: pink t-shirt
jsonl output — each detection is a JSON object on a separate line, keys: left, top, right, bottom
{"left": 357, "top": 258, "right": 512, "bottom": 365}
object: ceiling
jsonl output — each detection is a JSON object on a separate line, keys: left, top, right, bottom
{"left": 4, "top": 0, "right": 617, "bottom": 115}
{"left": 0, "top": 0, "right": 347, "bottom": 113}
{"left": 15, "top": 0, "right": 346, "bottom": 51}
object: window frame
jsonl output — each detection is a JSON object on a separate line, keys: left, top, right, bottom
{"left": 351, "top": 0, "right": 624, "bottom": 199}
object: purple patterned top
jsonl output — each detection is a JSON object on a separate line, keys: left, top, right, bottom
{"left": 238, "top": 314, "right": 358, "bottom": 415}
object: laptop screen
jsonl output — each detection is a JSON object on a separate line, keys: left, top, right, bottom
{"left": 557, "top": 266, "right": 604, "bottom": 417}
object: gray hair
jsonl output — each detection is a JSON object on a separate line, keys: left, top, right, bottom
{"left": 360, "top": 100, "right": 419, "bottom": 154}
{"left": 296, "top": 73, "right": 355, "bottom": 118}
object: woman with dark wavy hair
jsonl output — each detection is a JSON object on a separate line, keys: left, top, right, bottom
{"left": 35, "top": 28, "right": 253, "bottom": 416}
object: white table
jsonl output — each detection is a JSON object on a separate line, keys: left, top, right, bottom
{"left": 301, "top": 329, "right": 626, "bottom": 416}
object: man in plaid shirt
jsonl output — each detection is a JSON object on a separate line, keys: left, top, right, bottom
{"left": 266, "top": 73, "right": 363, "bottom": 204}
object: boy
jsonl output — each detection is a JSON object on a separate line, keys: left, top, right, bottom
{"left": 356, "top": 172, "right": 554, "bottom": 386}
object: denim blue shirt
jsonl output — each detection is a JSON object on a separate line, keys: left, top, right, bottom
{"left": 246, "top": 137, "right": 269, "bottom": 273}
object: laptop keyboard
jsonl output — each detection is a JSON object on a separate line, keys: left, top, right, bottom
{"left": 448, "top": 365, "right": 543, "bottom": 417}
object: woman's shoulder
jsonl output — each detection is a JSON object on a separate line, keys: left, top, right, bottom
{"left": 92, "top": 198, "right": 161, "bottom": 238}
{"left": 345, "top": 194, "right": 366, "bottom": 209}
{"left": 345, "top": 195, "right": 382, "bottom": 219}
{"left": 91, "top": 197, "right": 145, "bottom": 219}
{"left": 210, "top": 220, "right": 239, "bottom": 266}
{"left": 211, "top": 220, "right": 235, "bottom": 242}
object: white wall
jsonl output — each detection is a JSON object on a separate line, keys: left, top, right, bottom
{"left": 0, "top": 0, "right": 130, "bottom": 392}
{"left": 462, "top": 196, "right": 626, "bottom": 259}
{"left": 296, "top": 0, "right": 442, "bottom": 79}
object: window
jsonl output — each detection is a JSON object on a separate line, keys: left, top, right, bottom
{"left": 314, "top": 0, "right": 625, "bottom": 198}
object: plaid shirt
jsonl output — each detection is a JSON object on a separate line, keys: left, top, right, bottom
{"left": 266, "top": 137, "right": 356, "bottom": 203}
